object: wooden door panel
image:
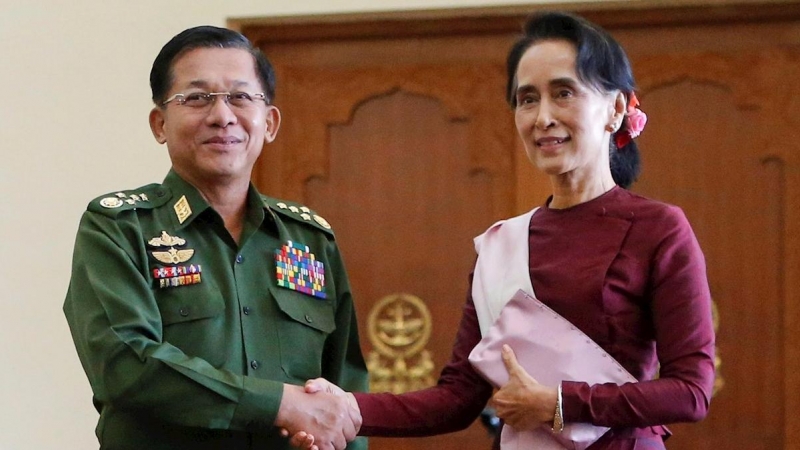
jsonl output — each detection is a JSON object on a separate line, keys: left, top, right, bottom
{"left": 306, "top": 88, "right": 498, "bottom": 450}
{"left": 623, "top": 39, "right": 799, "bottom": 448}
{"left": 306, "top": 90, "right": 492, "bottom": 359}
{"left": 633, "top": 81, "right": 784, "bottom": 449}
{"left": 261, "top": 56, "right": 512, "bottom": 450}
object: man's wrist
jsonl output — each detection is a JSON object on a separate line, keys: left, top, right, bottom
{"left": 232, "top": 378, "right": 284, "bottom": 431}
{"left": 273, "top": 383, "right": 296, "bottom": 429}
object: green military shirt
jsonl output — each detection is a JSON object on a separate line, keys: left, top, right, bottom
{"left": 64, "top": 170, "right": 368, "bottom": 450}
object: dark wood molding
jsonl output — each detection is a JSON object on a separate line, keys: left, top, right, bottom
{"left": 230, "top": 0, "right": 800, "bottom": 44}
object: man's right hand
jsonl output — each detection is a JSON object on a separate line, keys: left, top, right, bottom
{"left": 305, "top": 377, "right": 360, "bottom": 415}
{"left": 275, "top": 383, "right": 361, "bottom": 450}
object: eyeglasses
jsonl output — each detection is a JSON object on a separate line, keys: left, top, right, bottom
{"left": 162, "top": 91, "right": 268, "bottom": 109}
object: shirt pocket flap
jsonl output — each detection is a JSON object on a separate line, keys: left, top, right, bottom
{"left": 271, "top": 286, "right": 336, "bottom": 334}
{"left": 157, "top": 286, "right": 225, "bottom": 325}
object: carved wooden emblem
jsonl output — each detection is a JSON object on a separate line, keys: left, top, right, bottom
{"left": 366, "top": 293, "right": 435, "bottom": 394}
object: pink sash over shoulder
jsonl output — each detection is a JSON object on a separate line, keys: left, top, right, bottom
{"left": 467, "top": 209, "right": 637, "bottom": 450}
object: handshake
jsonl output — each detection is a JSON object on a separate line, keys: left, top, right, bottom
{"left": 276, "top": 378, "right": 358, "bottom": 450}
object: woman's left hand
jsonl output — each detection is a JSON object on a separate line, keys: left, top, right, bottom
{"left": 491, "top": 344, "right": 559, "bottom": 430}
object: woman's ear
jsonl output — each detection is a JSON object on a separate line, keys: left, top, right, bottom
{"left": 607, "top": 91, "right": 627, "bottom": 132}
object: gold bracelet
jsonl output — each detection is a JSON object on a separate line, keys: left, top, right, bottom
{"left": 552, "top": 382, "right": 564, "bottom": 434}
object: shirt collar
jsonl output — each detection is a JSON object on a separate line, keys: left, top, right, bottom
{"left": 161, "top": 170, "right": 213, "bottom": 230}
{"left": 162, "top": 169, "right": 274, "bottom": 233}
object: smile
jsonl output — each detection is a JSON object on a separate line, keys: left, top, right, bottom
{"left": 204, "top": 136, "right": 242, "bottom": 145}
{"left": 535, "top": 136, "right": 569, "bottom": 147}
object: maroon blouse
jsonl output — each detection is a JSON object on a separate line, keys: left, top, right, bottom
{"left": 354, "top": 187, "right": 715, "bottom": 448}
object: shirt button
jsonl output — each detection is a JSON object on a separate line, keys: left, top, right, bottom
{"left": 305, "top": 314, "right": 313, "bottom": 323}
{"left": 179, "top": 307, "right": 189, "bottom": 317}
{"left": 250, "top": 360, "right": 260, "bottom": 370}
{"left": 235, "top": 254, "right": 244, "bottom": 264}
{"left": 243, "top": 306, "right": 251, "bottom": 315}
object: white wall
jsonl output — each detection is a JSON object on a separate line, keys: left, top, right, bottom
{"left": 0, "top": 1, "right": 603, "bottom": 449}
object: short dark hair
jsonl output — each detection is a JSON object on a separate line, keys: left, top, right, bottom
{"left": 506, "top": 11, "right": 641, "bottom": 188}
{"left": 149, "top": 25, "right": 276, "bottom": 105}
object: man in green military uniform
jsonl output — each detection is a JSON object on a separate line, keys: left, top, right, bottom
{"left": 63, "top": 26, "right": 367, "bottom": 450}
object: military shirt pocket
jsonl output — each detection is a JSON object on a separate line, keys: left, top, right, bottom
{"left": 270, "top": 285, "right": 336, "bottom": 381}
{"left": 154, "top": 284, "right": 227, "bottom": 366}
{"left": 156, "top": 284, "right": 225, "bottom": 325}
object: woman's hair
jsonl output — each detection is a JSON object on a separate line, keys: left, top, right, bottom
{"left": 149, "top": 26, "right": 276, "bottom": 106}
{"left": 506, "top": 11, "right": 641, "bottom": 188}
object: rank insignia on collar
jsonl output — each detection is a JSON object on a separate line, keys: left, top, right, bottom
{"left": 148, "top": 231, "right": 195, "bottom": 264}
{"left": 173, "top": 195, "right": 192, "bottom": 224}
{"left": 274, "top": 240, "right": 326, "bottom": 299}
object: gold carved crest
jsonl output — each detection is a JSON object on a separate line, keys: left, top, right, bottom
{"left": 366, "top": 293, "right": 435, "bottom": 394}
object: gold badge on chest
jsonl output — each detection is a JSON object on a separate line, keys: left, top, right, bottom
{"left": 148, "top": 231, "right": 201, "bottom": 288}
{"left": 148, "top": 231, "right": 194, "bottom": 264}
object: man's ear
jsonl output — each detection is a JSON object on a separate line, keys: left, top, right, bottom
{"left": 264, "top": 105, "right": 282, "bottom": 144}
{"left": 149, "top": 107, "right": 167, "bottom": 144}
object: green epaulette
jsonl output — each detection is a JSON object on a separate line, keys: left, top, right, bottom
{"left": 261, "top": 195, "right": 334, "bottom": 236}
{"left": 88, "top": 183, "right": 172, "bottom": 217}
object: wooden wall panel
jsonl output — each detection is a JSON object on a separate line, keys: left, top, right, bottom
{"left": 240, "top": 2, "right": 800, "bottom": 448}
{"left": 780, "top": 49, "right": 800, "bottom": 447}
{"left": 632, "top": 81, "right": 784, "bottom": 449}
{"left": 306, "top": 89, "right": 497, "bottom": 450}
{"left": 253, "top": 47, "right": 513, "bottom": 450}
{"left": 621, "top": 30, "right": 800, "bottom": 448}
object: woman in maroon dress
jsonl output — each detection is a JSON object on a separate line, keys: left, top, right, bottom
{"left": 290, "top": 11, "right": 715, "bottom": 450}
